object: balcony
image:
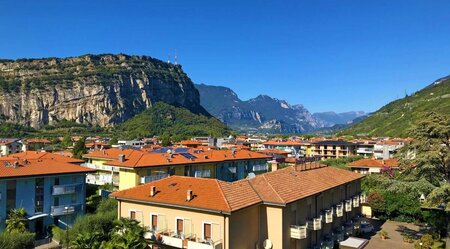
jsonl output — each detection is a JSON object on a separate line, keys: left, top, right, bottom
{"left": 313, "top": 217, "right": 322, "bottom": 230}
{"left": 336, "top": 204, "right": 344, "bottom": 217}
{"left": 324, "top": 209, "right": 333, "bottom": 223}
{"left": 52, "top": 183, "right": 81, "bottom": 195}
{"left": 290, "top": 225, "right": 307, "bottom": 239}
{"left": 360, "top": 193, "right": 367, "bottom": 203}
{"left": 156, "top": 234, "right": 220, "bottom": 249}
{"left": 141, "top": 174, "right": 170, "bottom": 184}
{"left": 356, "top": 149, "right": 374, "bottom": 154}
{"left": 353, "top": 196, "right": 360, "bottom": 207}
{"left": 252, "top": 164, "right": 268, "bottom": 172}
{"left": 51, "top": 203, "right": 82, "bottom": 216}
{"left": 345, "top": 200, "right": 352, "bottom": 212}
{"left": 160, "top": 235, "right": 183, "bottom": 248}
{"left": 188, "top": 239, "right": 222, "bottom": 249}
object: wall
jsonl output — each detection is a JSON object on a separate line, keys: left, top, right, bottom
{"left": 229, "top": 205, "right": 260, "bottom": 249}
{"left": 119, "top": 169, "right": 140, "bottom": 190}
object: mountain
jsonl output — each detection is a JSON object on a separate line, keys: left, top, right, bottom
{"left": 341, "top": 76, "right": 450, "bottom": 137}
{"left": 312, "top": 111, "right": 366, "bottom": 127}
{"left": 116, "top": 102, "right": 231, "bottom": 139}
{"left": 196, "top": 84, "right": 326, "bottom": 133}
{"left": 0, "top": 54, "right": 208, "bottom": 128}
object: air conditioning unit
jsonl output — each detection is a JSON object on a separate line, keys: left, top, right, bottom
{"left": 353, "top": 196, "right": 360, "bottom": 207}
{"left": 313, "top": 217, "right": 322, "bottom": 230}
{"left": 345, "top": 200, "right": 352, "bottom": 212}
{"left": 325, "top": 209, "right": 333, "bottom": 223}
{"left": 336, "top": 204, "right": 344, "bottom": 217}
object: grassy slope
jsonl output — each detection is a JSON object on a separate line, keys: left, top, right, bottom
{"left": 341, "top": 78, "right": 450, "bottom": 137}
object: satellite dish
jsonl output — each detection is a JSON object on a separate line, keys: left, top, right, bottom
{"left": 263, "top": 239, "right": 273, "bottom": 249}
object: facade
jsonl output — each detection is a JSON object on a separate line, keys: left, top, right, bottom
{"left": 22, "top": 138, "right": 51, "bottom": 152}
{"left": 111, "top": 166, "right": 364, "bottom": 249}
{"left": 347, "top": 158, "right": 399, "bottom": 174}
{"left": 0, "top": 154, "right": 95, "bottom": 236}
{"left": 83, "top": 148, "right": 271, "bottom": 190}
{"left": 312, "top": 140, "right": 357, "bottom": 160}
{"left": 373, "top": 141, "right": 405, "bottom": 159}
{"left": 0, "top": 138, "right": 22, "bottom": 156}
{"left": 263, "top": 140, "right": 308, "bottom": 157}
{"left": 352, "top": 140, "right": 376, "bottom": 158}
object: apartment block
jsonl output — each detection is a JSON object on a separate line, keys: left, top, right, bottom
{"left": 0, "top": 153, "right": 94, "bottom": 236}
{"left": 111, "top": 165, "right": 364, "bottom": 249}
{"left": 312, "top": 140, "right": 356, "bottom": 160}
{"left": 0, "top": 138, "right": 22, "bottom": 156}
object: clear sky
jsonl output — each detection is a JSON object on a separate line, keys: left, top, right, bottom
{"left": 1, "top": 0, "right": 450, "bottom": 113}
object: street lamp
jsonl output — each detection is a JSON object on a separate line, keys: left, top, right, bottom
{"left": 64, "top": 206, "right": 69, "bottom": 249}
{"left": 419, "top": 242, "right": 423, "bottom": 249}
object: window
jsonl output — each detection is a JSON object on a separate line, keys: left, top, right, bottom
{"left": 176, "top": 219, "right": 184, "bottom": 235}
{"left": 54, "top": 197, "right": 59, "bottom": 206}
{"left": 203, "top": 223, "right": 212, "bottom": 241}
{"left": 6, "top": 180, "right": 16, "bottom": 211}
{"left": 35, "top": 178, "right": 44, "bottom": 213}
{"left": 151, "top": 214, "right": 158, "bottom": 231}
{"left": 54, "top": 177, "right": 60, "bottom": 185}
{"left": 130, "top": 211, "right": 136, "bottom": 220}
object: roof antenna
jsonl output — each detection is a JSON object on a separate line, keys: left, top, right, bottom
{"left": 167, "top": 54, "right": 171, "bottom": 64}
{"left": 174, "top": 50, "right": 178, "bottom": 65}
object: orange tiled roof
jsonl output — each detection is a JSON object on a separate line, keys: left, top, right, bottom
{"left": 111, "top": 166, "right": 363, "bottom": 213}
{"left": 263, "top": 140, "right": 305, "bottom": 146}
{"left": 0, "top": 158, "right": 95, "bottom": 179}
{"left": 25, "top": 138, "right": 51, "bottom": 143}
{"left": 0, "top": 138, "right": 19, "bottom": 145}
{"left": 7, "top": 151, "right": 84, "bottom": 164}
{"left": 83, "top": 148, "right": 143, "bottom": 160}
{"left": 259, "top": 149, "right": 290, "bottom": 155}
{"left": 103, "top": 148, "right": 271, "bottom": 168}
{"left": 347, "top": 158, "right": 399, "bottom": 168}
{"left": 178, "top": 140, "right": 203, "bottom": 145}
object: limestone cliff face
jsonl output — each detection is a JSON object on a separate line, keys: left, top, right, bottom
{"left": 0, "top": 54, "right": 208, "bottom": 128}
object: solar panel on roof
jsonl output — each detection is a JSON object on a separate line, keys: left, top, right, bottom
{"left": 174, "top": 148, "right": 189, "bottom": 153}
{"left": 180, "top": 153, "right": 197, "bottom": 159}
{"left": 150, "top": 147, "right": 171, "bottom": 153}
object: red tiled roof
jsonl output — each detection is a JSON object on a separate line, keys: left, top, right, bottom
{"left": 111, "top": 166, "right": 363, "bottom": 213}
{"left": 347, "top": 158, "right": 399, "bottom": 168}
{"left": 7, "top": 151, "right": 84, "bottom": 164}
{"left": 103, "top": 148, "right": 271, "bottom": 168}
{"left": 263, "top": 140, "right": 305, "bottom": 146}
{"left": 25, "top": 138, "right": 51, "bottom": 143}
{"left": 0, "top": 158, "right": 95, "bottom": 179}
{"left": 83, "top": 148, "right": 143, "bottom": 160}
{"left": 258, "top": 149, "right": 290, "bottom": 155}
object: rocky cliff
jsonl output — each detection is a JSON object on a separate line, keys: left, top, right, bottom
{"left": 0, "top": 54, "right": 208, "bottom": 128}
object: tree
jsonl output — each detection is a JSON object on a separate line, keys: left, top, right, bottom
{"left": 72, "top": 137, "right": 87, "bottom": 159}
{"left": 367, "top": 192, "right": 385, "bottom": 215}
{"left": 109, "top": 137, "right": 118, "bottom": 146}
{"left": 61, "top": 134, "right": 73, "bottom": 148}
{"left": 5, "top": 208, "right": 28, "bottom": 233}
{"left": 70, "top": 232, "right": 102, "bottom": 249}
{"left": 102, "top": 218, "right": 147, "bottom": 249}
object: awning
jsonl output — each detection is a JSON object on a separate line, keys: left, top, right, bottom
{"left": 28, "top": 213, "right": 49, "bottom": 220}
{"left": 339, "top": 237, "right": 369, "bottom": 249}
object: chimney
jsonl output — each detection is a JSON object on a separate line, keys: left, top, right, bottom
{"left": 118, "top": 154, "right": 125, "bottom": 162}
{"left": 13, "top": 161, "right": 19, "bottom": 169}
{"left": 186, "top": 190, "right": 193, "bottom": 201}
{"left": 381, "top": 159, "right": 385, "bottom": 165}
{"left": 150, "top": 186, "right": 156, "bottom": 197}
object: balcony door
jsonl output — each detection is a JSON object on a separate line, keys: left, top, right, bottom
{"left": 176, "top": 218, "right": 184, "bottom": 236}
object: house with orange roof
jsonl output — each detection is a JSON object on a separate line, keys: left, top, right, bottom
{"left": 347, "top": 158, "right": 399, "bottom": 174}
{"left": 83, "top": 148, "right": 271, "bottom": 190}
{"left": 262, "top": 140, "right": 309, "bottom": 157}
{"left": 111, "top": 165, "right": 365, "bottom": 249}
{"left": 312, "top": 140, "right": 357, "bottom": 160}
{"left": 0, "top": 154, "right": 95, "bottom": 235}
{"left": 22, "top": 138, "right": 51, "bottom": 152}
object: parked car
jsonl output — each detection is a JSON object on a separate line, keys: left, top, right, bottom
{"left": 360, "top": 223, "right": 374, "bottom": 233}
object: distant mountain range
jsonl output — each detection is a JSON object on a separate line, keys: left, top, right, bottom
{"left": 195, "top": 83, "right": 366, "bottom": 134}
{"left": 342, "top": 75, "right": 450, "bottom": 137}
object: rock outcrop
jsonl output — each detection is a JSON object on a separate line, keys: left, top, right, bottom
{"left": 0, "top": 54, "right": 208, "bottom": 128}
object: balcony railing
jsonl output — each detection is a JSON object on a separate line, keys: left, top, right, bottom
{"left": 360, "top": 193, "right": 367, "bottom": 203}
{"left": 313, "top": 217, "right": 322, "bottom": 230}
{"left": 290, "top": 225, "right": 307, "bottom": 239}
{"left": 194, "top": 170, "right": 212, "bottom": 178}
{"left": 353, "top": 196, "right": 360, "bottom": 207}
{"left": 336, "top": 204, "right": 344, "bottom": 217}
{"left": 345, "top": 200, "right": 352, "bottom": 212}
{"left": 325, "top": 209, "right": 333, "bottom": 223}
{"left": 51, "top": 203, "right": 82, "bottom": 216}
{"left": 252, "top": 164, "right": 268, "bottom": 172}
{"left": 141, "top": 174, "right": 170, "bottom": 184}
{"left": 52, "top": 183, "right": 81, "bottom": 195}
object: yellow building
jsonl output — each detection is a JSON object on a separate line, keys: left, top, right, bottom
{"left": 312, "top": 140, "right": 357, "bottom": 160}
{"left": 111, "top": 165, "right": 365, "bottom": 249}
{"left": 84, "top": 148, "right": 270, "bottom": 190}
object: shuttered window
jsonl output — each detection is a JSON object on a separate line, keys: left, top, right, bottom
{"left": 204, "top": 223, "right": 212, "bottom": 240}
{"left": 177, "top": 219, "right": 184, "bottom": 235}
{"left": 151, "top": 215, "right": 158, "bottom": 230}
{"left": 130, "top": 211, "right": 136, "bottom": 220}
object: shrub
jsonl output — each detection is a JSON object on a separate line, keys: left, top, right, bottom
{"left": 379, "top": 229, "right": 389, "bottom": 239}
{"left": 0, "top": 231, "right": 35, "bottom": 249}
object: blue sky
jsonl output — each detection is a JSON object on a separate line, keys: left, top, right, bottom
{"left": 1, "top": 1, "right": 450, "bottom": 113}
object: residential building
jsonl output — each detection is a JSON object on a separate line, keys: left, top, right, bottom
{"left": 0, "top": 154, "right": 95, "bottom": 236}
{"left": 351, "top": 140, "right": 376, "bottom": 158}
{"left": 117, "top": 140, "right": 146, "bottom": 148}
{"left": 0, "top": 138, "right": 22, "bottom": 156}
{"left": 373, "top": 140, "right": 405, "bottom": 159}
{"left": 263, "top": 140, "right": 307, "bottom": 157}
{"left": 83, "top": 148, "right": 271, "bottom": 190}
{"left": 21, "top": 138, "right": 51, "bottom": 151}
{"left": 312, "top": 140, "right": 356, "bottom": 160}
{"left": 111, "top": 165, "right": 364, "bottom": 249}
{"left": 347, "top": 158, "right": 399, "bottom": 174}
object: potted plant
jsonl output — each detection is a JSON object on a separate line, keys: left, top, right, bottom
{"left": 380, "top": 230, "right": 388, "bottom": 240}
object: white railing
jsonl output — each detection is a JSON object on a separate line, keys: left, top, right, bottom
{"left": 252, "top": 164, "right": 268, "bottom": 172}
{"left": 336, "top": 204, "right": 344, "bottom": 217}
{"left": 188, "top": 240, "right": 221, "bottom": 249}
{"left": 313, "top": 217, "right": 322, "bottom": 230}
{"left": 353, "top": 196, "right": 360, "bottom": 207}
{"left": 290, "top": 225, "right": 307, "bottom": 239}
{"left": 360, "top": 193, "right": 367, "bottom": 203}
{"left": 140, "top": 174, "right": 170, "bottom": 184}
{"left": 194, "top": 170, "right": 212, "bottom": 178}
{"left": 51, "top": 203, "right": 82, "bottom": 216}
{"left": 345, "top": 200, "right": 352, "bottom": 212}
{"left": 325, "top": 209, "right": 333, "bottom": 223}
{"left": 52, "top": 183, "right": 81, "bottom": 195}
{"left": 160, "top": 235, "right": 183, "bottom": 248}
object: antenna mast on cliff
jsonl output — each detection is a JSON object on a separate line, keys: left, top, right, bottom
{"left": 167, "top": 54, "right": 171, "bottom": 64}
{"left": 174, "top": 53, "right": 178, "bottom": 65}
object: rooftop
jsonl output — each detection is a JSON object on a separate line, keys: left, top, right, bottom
{"left": 111, "top": 166, "right": 364, "bottom": 213}
{"left": 348, "top": 158, "right": 399, "bottom": 168}
{"left": 8, "top": 151, "right": 84, "bottom": 164}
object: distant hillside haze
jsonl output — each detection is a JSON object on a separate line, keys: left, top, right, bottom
{"left": 195, "top": 83, "right": 365, "bottom": 134}
{"left": 342, "top": 75, "right": 450, "bottom": 137}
